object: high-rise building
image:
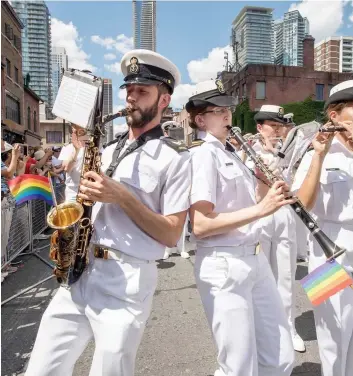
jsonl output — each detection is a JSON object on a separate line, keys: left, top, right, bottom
{"left": 315, "top": 36, "right": 353, "bottom": 73}
{"left": 274, "top": 10, "right": 309, "bottom": 66}
{"left": 12, "top": 1, "right": 52, "bottom": 108}
{"left": 132, "top": 0, "right": 156, "bottom": 51}
{"left": 51, "top": 47, "right": 68, "bottom": 104}
{"left": 102, "top": 78, "right": 113, "bottom": 143}
{"left": 231, "top": 6, "right": 274, "bottom": 69}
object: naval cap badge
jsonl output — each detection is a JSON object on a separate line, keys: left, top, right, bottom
{"left": 129, "top": 57, "right": 139, "bottom": 74}
{"left": 215, "top": 79, "right": 225, "bottom": 94}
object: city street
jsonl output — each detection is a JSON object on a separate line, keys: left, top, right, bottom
{"left": 1, "top": 238, "right": 321, "bottom": 376}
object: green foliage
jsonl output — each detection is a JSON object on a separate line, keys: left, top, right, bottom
{"left": 232, "top": 97, "right": 326, "bottom": 134}
{"left": 232, "top": 99, "right": 256, "bottom": 134}
{"left": 282, "top": 97, "right": 325, "bottom": 125}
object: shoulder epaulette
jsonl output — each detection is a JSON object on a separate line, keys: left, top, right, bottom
{"left": 160, "top": 136, "right": 189, "bottom": 153}
{"left": 188, "top": 139, "right": 205, "bottom": 149}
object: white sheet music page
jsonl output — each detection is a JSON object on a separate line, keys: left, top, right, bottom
{"left": 52, "top": 75, "right": 98, "bottom": 129}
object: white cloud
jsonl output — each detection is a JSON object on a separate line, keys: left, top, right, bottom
{"left": 187, "top": 45, "right": 233, "bottom": 84}
{"left": 51, "top": 18, "right": 95, "bottom": 72}
{"left": 118, "top": 89, "right": 126, "bottom": 101}
{"left": 170, "top": 83, "right": 196, "bottom": 110}
{"left": 91, "top": 34, "right": 133, "bottom": 54}
{"left": 104, "top": 62, "right": 121, "bottom": 75}
{"left": 289, "top": 0, "right": 344, "bottom": 43}
{"left": 104, "top": 53, "right": 117, "bottom": 61}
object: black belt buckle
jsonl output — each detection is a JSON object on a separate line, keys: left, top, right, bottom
{"left": 94, "top": 247, "right": 108, "bottom": 259}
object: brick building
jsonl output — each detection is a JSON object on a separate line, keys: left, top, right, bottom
{"left": 40, "top": 117, "right": 71, "bottom": 149}
{"left": 315, "top": 36, "right": 353, "bottom": 73}
{"left": 221, "top": 35, "right": 353, "bottom": 112}
{"left": 23, "top": 85, "right": 43, "bottom": 147}
{"left": 1, "top": 0, "right": 25, "bottom": 145}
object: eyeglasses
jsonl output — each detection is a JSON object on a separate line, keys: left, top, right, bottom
{"left": 200, "top": 106, "right": 236, "bottom": 116}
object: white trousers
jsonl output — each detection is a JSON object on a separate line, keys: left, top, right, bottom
{"left": 25, "top": 253, "right": 158, "bottom": 376}
{"left": 195, "top": 247, "right": 294, "bottom": 376}
{"left": 260, "top": 206, "right": 298, "bottom": 337}
{"left": 309, "top": 221, "right": 353, "bottom": 376}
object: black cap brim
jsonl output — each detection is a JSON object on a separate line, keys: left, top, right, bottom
{"left": 324, "top": 87, "right": 353, "bottom": 110}
{"left": 254, "top": 112, "right": 287, "bottom": 124}
{"left": 120, "top": 77, "right": 163, "bottom": 90}
{"left": 186, "top": 95, "right": 236, "bottom": 112}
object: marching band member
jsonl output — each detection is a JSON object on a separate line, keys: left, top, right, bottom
{"left": 25, "top": 50, "right": 191, "bottom": 376}
{"left": 253, "top": 106, "right": 306, "bottom": 352}
{"left": 187, "top": 80, "right": 294, "bottom": 376}
{"left": 293, "top": 80, "right": 353, "bottom": 376}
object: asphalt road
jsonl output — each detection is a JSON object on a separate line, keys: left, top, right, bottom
{"left": 1, "top": 239, "right": 321, "bottom": 376}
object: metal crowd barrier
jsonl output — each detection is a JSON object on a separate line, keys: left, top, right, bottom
{"left": 1, "top": 183, "right": 66, "bottom": 270}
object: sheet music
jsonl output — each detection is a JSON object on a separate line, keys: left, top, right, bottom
{"left": 52, "top": 75, "right": 99, "bottom": 129}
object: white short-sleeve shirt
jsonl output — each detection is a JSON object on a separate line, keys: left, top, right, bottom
{"left": 91, "top": 137, "right": 191, "bottom": 261}
{"left": 59, "top": 144, "right": 84, "bottom": 202}
{"left": 190, "top": 132, "right": 260, "bottom": 248}
{"left": 292, "top": 138, "right": 353, "bottom": 224}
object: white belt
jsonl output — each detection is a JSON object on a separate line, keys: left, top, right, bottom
{"left": 197, "top": 243, "right": 261, "bottom": 258}
{"left": 92, "top": 245, "right": 153, "bottom": 264}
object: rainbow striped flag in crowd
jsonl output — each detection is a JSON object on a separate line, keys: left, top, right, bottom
{"left": 300, "top": 259, "right": 353, "bottom": 306}
{"left": 8, "top": 174, "right": 53, "bottom": 206}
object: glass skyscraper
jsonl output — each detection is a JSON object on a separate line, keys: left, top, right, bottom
{"left": 132, "top": 0, "right": 156, "bottom": 51}
{"left": 51, "top": 47, "right": 68, "bottom": 104}
{"left": 274, "top": 10, "right": 309, "bottom": 66}
{"left": 12, "top": 1, "right": 52, "bottom": 107}
{"left": 231, "top": 6, "right": 274, "bottom": 68}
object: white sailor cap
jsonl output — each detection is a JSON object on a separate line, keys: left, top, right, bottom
{"left": 254, "top": 105, "right": 287, "bottom": 124}
{"left": 324, "top": 80, "right": 353, "bottom": 109}
{"left": 162, "top": 121, "right": 180, "bottom": 132}
{"left": 185, "top": 79, "right": 237, "bottom": 112}
{"left": 283, "top": 112, "right": 295, "bottom": 125}
{"left": 120, "top": 49, "right": 181, "bottom": 94}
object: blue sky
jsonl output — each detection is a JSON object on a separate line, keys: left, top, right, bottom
{"left": 46, "top": 1, "right": 353, "bottom": 129}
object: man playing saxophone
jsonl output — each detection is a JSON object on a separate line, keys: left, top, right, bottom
{"left": 293, "top": 80, "right": 353, "bottom": 376}
{"left": 25, "top": 50, "right": 191, "bottom": 376}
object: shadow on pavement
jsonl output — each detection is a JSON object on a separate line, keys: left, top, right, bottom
{"left": 296, "top": 310, "right": 317, "bottom": 341}
{"left": 1, "top": 241, "right": 58, "bottom": 376}
{"left": 292, "top": 361, "right": 321, "bottom": 375}
{"left": 296, "top": 264, "right": 308, "bottom": 280}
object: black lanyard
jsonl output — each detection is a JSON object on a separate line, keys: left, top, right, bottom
{"left": 105, "top": 125, "right": 164, "bottom": 178}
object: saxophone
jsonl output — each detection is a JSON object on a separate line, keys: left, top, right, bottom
{"left": 229, "top": 126, "right": 347, "bottom": 261}
{"left": 47, "top": 75, "right": 128, "bottom": 286}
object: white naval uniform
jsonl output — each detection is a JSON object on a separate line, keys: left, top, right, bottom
{"left": 247, "top": 141, "right": 299, "bottom": 340}
{"left": 293, "top": 138, "right": 353, "bottom": 376}
{"left": 25, "top": 137, "right": 191, "bottom": 376}
{"left": 190, "top": 133, "right": 294, "bottom": 376}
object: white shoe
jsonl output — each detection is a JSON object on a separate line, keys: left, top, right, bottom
{"left": 292, "top": 333, "right": 306, "bottom": 352}
{"left": 162, "top": 249, "right": 171, "bottom": 260}
{"left": 180, "top": 251, "right": 190, "bottom": 259}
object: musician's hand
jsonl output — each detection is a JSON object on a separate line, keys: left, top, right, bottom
{"left": 78, "top": 171, "right": 121, "bottom": 203}
{"left": 337, "top": 121, "right": 353, "bottom": 137}
{"left": 312, "top": 131, "right": 334, "bottom": 157}
{"left": 257, "top": 180, "right": 297, "bottom": 217}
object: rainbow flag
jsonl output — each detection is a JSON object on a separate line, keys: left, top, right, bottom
{"left": 8, "top": 174, "right": 53, "bottom": 206}
{"left": 300, "top": 259, "right": 353, "bottom": 306}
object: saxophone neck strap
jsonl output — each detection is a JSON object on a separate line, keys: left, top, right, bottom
{"left": 105, "top": 125, "right": 164, "bottom": 178}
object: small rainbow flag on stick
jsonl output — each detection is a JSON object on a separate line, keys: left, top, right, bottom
{"left": 300, "top": 259, "right": 353, "bottom": 306}
{"left": 8, "top": 174, "right": 53, "bottom": 206}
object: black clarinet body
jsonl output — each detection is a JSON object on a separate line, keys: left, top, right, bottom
{"left": 230, "top": 127, "right": 346, "bottom": 260}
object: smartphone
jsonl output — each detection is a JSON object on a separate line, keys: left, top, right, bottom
{"left": 17, "top": 143, "right": 28, "bottom": 156}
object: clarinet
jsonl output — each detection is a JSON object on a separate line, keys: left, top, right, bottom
{"left": 229, "top": 127, "right": 346, "bottom": 260}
